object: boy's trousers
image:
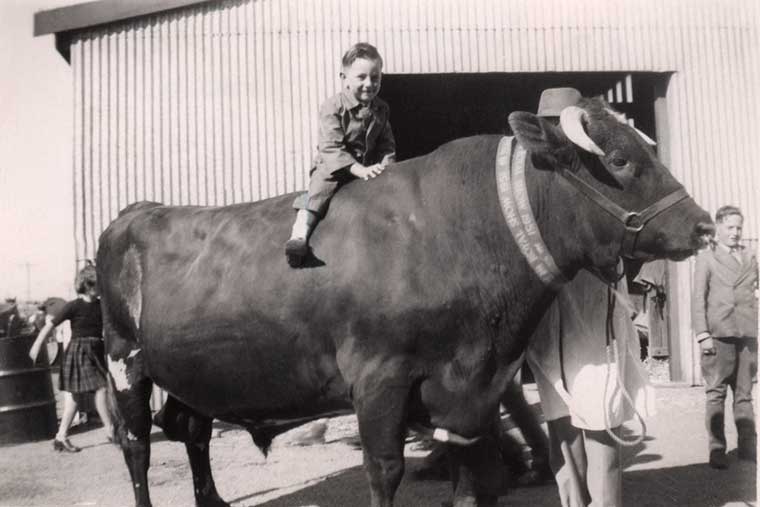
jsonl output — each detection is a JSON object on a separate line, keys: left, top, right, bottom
{"left": 293, "top": 166, "right": 355, "bottom": 218}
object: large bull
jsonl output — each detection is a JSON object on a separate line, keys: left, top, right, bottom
{"left": 97, "top": 97, "right": 712, "bottom": 507}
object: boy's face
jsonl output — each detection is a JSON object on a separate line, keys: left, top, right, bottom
{"left": 716, "top": 213, "right": 743, "bottom": 248}
{"left": 341, "top": 57, "right": 382, "bottom": 105}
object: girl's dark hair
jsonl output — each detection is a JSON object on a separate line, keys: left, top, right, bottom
{"left": 341, "top": 42, "right": 383, "bottom": 69}
{"left": 75, "top": 263, "right": 97, "bottom": 295}
{"left": 715, "top": 205, "right": 742, "bottom": 223}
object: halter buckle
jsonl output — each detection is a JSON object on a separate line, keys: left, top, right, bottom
{"left": 623, "top": 212, "right": 644, "bottom": 232}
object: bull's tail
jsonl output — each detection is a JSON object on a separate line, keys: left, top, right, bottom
{"left": 106, "top": 374, "right": 127, "bottom": 445}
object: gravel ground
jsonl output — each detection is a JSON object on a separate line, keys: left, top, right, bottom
{"left": 0, "top": 381, "right": 756, "bottom": 507}
{"left": 643, "top": 357, "right": 672, "bottom": 384}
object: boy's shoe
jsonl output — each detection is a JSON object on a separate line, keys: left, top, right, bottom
{"left": 708, "top": 450, "right": 728, "bottom": 469}
{"left": 285, "top": 238, "right": 309, "bottom": 267}
{"left": 286, "top": 210, "right": 316, "bottom": 267}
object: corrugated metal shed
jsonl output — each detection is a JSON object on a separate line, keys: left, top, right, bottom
{"left": 36, "top": 0, "right": 760, "bottom": 384}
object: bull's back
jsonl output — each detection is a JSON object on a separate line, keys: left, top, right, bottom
{"left": 96, "top": 135, "right": 504, "bottom": 414}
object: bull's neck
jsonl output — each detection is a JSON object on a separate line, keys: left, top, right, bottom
{"left": 478, "top": 143, "right": 589, "bottom": 353}
{"left": 519, "top": 153, "right": 587, "bottom": 283}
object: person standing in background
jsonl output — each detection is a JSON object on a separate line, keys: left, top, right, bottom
{"left": 692, "top": 205, "right": 758, "bottom": 469}
{"left": 526, "top": 88, "right": 656, "bottom": 507}
{"left": 29, "top": 263, "right": 114, "bottom": 453}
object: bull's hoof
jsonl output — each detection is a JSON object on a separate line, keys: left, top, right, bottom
{"left": 196, "top": 494, "right": 230, "bottom": 507}
{"left": 285, "top": 238, "right": 309, "bottom": 267}
{"left": 412, "top": 462, "right": 449, "bottom": 481}
{"left": 448, "top": 495, "right": 498, "bottom": 507}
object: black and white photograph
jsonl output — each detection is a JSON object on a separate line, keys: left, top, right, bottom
{"left": 0, "top": 1, "right": 757, "bottom": 506}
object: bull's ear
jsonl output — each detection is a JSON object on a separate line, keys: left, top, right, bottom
{"left": 508, "top": 111, "right": 574, "bottom": 168}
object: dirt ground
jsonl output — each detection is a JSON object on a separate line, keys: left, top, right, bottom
{"left": 1, "top": 382, "right": 756, "bottom": 507}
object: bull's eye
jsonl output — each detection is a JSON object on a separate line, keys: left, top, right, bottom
{"left": 611, "top": 157, "right": 627, "bottom": 168}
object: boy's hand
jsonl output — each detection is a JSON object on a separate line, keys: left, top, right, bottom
{"left": 350, "top": 163, "right": 385, "bottom": 181}
{"left": 381, "top": 153, "right": 396, "bottom": 166}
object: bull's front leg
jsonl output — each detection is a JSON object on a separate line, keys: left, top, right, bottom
{"left": 447, "top": 423, "right": 509, "bottom": 507}
{"left": 352, "top": 373, "right": 410, "bottom": 507}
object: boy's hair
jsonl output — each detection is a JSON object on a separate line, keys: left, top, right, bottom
{"left": 342, "top": 42, "right": 383, "bottom": 69}
{"left": 715, "top": 205, "right": 743, "bottom": 223}
{"left": 75, "top": 263, "right": 98, "bottom": 295}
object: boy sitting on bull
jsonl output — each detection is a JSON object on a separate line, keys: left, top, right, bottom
{"left": 286, "top": 42, "right": 396, "bottom": 267}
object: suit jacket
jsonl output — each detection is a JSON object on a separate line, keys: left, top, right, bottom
{"left": 692, "top": 244, "right": 759, "bottom": 339}
{"left": 312, "top": 91, "right": 395, "bottom": 176}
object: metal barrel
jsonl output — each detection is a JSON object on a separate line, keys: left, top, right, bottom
{"left": 0, "top": 334, "right": 57, "bottom": 445}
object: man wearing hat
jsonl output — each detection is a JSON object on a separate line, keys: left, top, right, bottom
{"left": 525, "top": 88, "right": 656, "bottom": 507}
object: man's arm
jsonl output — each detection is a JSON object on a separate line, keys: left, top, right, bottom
{"left": 691, "top": 251, "right": 713, "bottom": 346}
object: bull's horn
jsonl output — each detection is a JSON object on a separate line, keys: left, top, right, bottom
{"left": 633, "top": 127, "right": 657, "bottom": 146}
{"left": 607, "top": 108, "right": 658, "bottom": 146}
{"left": 559, "top": 106, "right": 605, "bottom": 156}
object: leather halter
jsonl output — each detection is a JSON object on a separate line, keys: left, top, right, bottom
{"left": 496, "top": 135, "right": 691, "bottom": 285}
{"left": 559, "top": 166, "right": 690, "bottom": 259}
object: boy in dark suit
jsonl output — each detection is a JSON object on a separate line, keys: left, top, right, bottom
{"left": 285, "top": 42, "right": 395, "bottom": 267}
{"left": 692, "top": 205, "right": 758, "bottom": 468}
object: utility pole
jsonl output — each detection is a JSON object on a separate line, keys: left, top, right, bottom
{"left": 25, "top": 262, "right": 31, "bottom": 301}
{"left": 17, "top": 262, "right": 35, "bottom": 301}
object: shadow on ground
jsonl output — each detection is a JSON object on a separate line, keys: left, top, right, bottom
{"left": 235, "top": 456, "right": 755, "bottom": 507}
{"left": 238, "top": 458, "right": 450, "bottom": 507}
{"left": 625, "top": 458, "right": 756, "bottom": 507}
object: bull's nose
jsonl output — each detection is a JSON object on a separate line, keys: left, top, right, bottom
{"left": 696, "top": 221, "right": 715, "bottom": 237}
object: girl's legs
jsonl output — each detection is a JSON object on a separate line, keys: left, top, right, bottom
{"left": 56, "top": 391, "right": 78, "bottom": 440}
{"left": 94, "top": 387, "right": 114, "bottom": 438}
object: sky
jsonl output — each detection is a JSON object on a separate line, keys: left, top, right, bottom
{"left": 0, "top": 0, "right": 77, "bottom": 301}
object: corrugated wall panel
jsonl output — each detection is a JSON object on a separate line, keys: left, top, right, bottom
{"left": 69, "top": 0, "right": 759, "bottom": 274}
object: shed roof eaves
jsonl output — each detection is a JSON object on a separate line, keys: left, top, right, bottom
{"left": 33, "top": 0, "right": 214, "bottom": 37}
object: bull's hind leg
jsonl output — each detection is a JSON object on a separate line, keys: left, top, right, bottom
{"left": 109, "top": 375, "right": 155, "bottom": 507}
{"left": 154, "top": 396, "right": 229, "bottom": 507}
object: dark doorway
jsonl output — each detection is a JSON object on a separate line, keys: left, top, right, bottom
{"left": 379, "top": 71, "right": 674, "bottom": 372}
{"left": 380, "top": 72, "right": 666, "bottom": 161}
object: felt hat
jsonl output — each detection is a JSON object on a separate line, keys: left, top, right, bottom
{"left": 537, "top": 87, "right": 582, "bottom": 117}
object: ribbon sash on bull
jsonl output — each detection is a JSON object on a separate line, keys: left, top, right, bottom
{"left": 495, "top": 136, "right": 648, "bottom": 447}
{"left": 495, "top": 136, "right": 565, "bottom": 288}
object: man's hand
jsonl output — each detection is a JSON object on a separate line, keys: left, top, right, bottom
{"left": 350, "top": 163, "right": 385, "bottom": 181}
{"left": 699, "top": 336, "right": 716, "bottom": 355}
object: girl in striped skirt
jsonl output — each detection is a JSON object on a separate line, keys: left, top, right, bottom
{"left": 29, "top": 264, "right": 113, "bottom": 452}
